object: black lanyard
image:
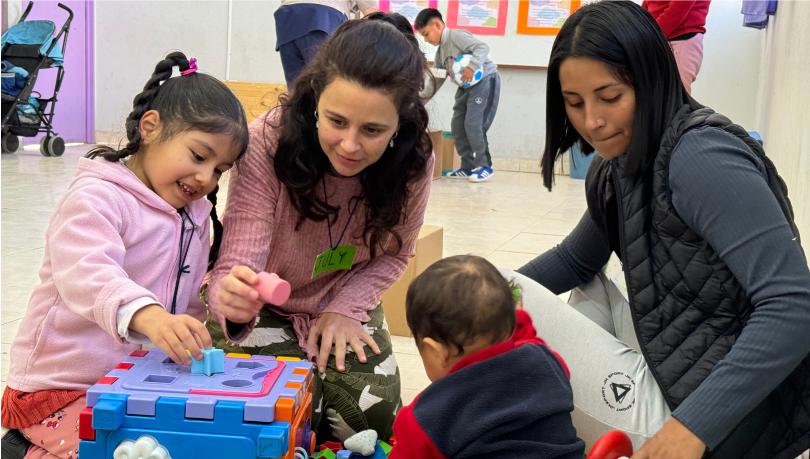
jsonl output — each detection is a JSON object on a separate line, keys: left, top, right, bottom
{"left": 322, "top": 178, "right": 361, "bottom": 250}
{"left": 171, "top": 209, "right": 195, "bottom": 314}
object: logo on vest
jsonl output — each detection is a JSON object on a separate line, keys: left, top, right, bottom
{"left": 474, "top": 96, "right": 484, "bottom": 105}
{"left": 602, "top": 372, "right": 636, "bottom": 412}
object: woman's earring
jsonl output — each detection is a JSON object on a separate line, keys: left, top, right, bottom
{"left": 389, "top": 131, "right": 398, "bottom": 149}
{"left": 314, "top": 110, "right": 319, "bottom": 129}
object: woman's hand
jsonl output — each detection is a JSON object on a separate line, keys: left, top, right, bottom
{"left": 307, "top": 312, "right": 381, "bottom": 374}
{"left": 632, "top": 418, "right": 706, "bottom": 459}
{"left": 129, "top": 305, "right": 212, "bottom": 365}
{"left": 215, "top": 265, "right": 263, "bottom": 324}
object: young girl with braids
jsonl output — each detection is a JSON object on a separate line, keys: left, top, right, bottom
{"left": 1, "top": 51, "right": 248, "bottom": 459}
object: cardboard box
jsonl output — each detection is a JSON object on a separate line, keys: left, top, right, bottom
{"left": 428, "top": 131, "right": 443, "bottom": 180}
{"left": 381, "top": 225, "right": 444, "bottom": 337}
{"left": 440, "top": 131, "right": 461, "bottom": 173}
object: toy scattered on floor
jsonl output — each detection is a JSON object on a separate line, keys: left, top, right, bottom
{"left": 256, "top": 272, "right": 291, "bottom": 305}
{"left": 586, "top": 430, "right": 633, "bottom": 459}
{"left": 313, "top": 440, "right": 390, "bottom": 459}
{"left": 79, "top": 348, "right": 314, "bottom": 459}
{"left": 343, "top": 429, "right": 377, "bottom": 456}
{"left": 190, "top": 347, "right": 225, "bottom": 376}
{"left": 450, "top": 54, "right": 483, "bottom": 88}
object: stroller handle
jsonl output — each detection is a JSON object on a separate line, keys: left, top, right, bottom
{"left": 57, "top": 3, "right": 74, "bottom": 23}
{"left": 20, "top": 1, "right": 33, "bottom": 21}
{"left": 17, "top": 2, "right": 73, "bottom": 24}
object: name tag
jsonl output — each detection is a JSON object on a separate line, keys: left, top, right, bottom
{"left": 311, "top": 245, "right": 357, "bottom": 279}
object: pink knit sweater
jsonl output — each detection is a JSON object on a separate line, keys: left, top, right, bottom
{"left": 208, "top": 111, "right": 433, "bottom": 354}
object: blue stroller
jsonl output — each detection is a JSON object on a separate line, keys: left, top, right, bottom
{"left": 1, "top": 2, "right": 73, "bottom": 156}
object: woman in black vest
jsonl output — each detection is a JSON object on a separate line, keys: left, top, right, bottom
{"left": 512, "top": 1, "right": 810, "bottom": 458}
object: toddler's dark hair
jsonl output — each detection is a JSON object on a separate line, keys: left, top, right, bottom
{"left": 406, "top": 255, "right": 516, "bottom": 355}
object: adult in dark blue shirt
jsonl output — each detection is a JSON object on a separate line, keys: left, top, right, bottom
{"left": 275, "top": 1, "right": 377, "bottom": 86}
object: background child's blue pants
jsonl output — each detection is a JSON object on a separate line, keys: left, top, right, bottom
{"left": 451, "top": 72, "right": 501, "bottom": 169}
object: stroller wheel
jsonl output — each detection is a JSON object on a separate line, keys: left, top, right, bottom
{"left": 2, "top": 134, "right": 20, "bottom": 154}
{"left": 40, "top": 135, "right": 65, "bottom": 157}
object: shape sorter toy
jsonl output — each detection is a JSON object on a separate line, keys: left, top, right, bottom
{"left": 78, "top": 348, "right": 315, "bottom": 459}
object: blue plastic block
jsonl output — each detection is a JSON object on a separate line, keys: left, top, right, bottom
{"left": 85, "top": 351, "right": 301, "bottom": 423}
{"left": 154, "top": 396, "right": 187, "bottom": 420}
{"left": 191, "top": 348, "right": 225, "bottom": 376}
{"left": 369, "top": 444, "right": 388, "bottom": 459}
{"left": 92, "top": 395, "right": 127, "bottom": 430}
{"left": 104, "top": 427, "right": 257, "bottom": 458}
{"left": 80, "top": 349, "right": 315, "bottom": 459}
{"left": 337, "top": 451, "right": 353, "bottom": 459}
{"left": 82, "top": 399, "right": 274, "bottom": 458}
{"left": 78, "top": 429, "right": 110, "bottom": 458}
{"left": 257, "top": 424, "right": 290, "bottom": 458}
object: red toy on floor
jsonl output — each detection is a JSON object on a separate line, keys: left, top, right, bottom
{"left": 587, "top": 430, "right": 633, "bottom": 459}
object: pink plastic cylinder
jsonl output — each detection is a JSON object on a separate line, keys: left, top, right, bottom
{"left": 255, "top": 272, "right": 291, "bottom": 305}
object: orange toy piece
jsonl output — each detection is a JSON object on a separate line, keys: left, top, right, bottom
{"left": 280, "top": 369, "right": 315, "bottom": 459}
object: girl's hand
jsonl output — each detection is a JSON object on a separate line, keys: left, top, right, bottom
{"left": 215, "top": 265, "right": 263, "bottom": 324}
{"left": 129, "top": 305, "right": 212, "bottom": 365}
{"left": 307, "top": 312, "right": 381, "bottom": 374}
{"left": 631, "top": 418, "right": 706, "bottom": 459}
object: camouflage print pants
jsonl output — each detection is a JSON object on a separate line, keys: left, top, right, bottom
{"left": 207, "top": 305, "right": 401, "bottom": 443}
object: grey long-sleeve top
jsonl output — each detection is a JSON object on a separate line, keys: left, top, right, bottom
{"left": 519, "top": 126, "right": 810, "bottom": 449}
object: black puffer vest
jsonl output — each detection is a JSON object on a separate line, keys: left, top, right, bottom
{"left": 585, "top": 105, "right": 809, "bottom": 458}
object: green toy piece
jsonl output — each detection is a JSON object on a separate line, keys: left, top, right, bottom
{"left": 379, "top": 441, "right": 392, "bottom": 454}
{"left": 314, "top": 448, "right": 337, "bottom": 459}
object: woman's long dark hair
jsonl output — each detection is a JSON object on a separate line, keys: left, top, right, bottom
{"left": 272, "top": 20, "right": 431, "bottom": 257}
{"left": 541, "top": 0, "right": 692, "bottom": 190}
{"left": 87, "top": 51, "right": 250, "bottom": 269}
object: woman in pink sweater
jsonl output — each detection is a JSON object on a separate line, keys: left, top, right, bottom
{"left": 205, "top": 20, "right": 433, "bottom": 443}
{"left": 1, "top": 52, "right": 249, "bottom": 458}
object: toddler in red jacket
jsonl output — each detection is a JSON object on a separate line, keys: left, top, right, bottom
{"left": 389, "top": 255, "right": 584, "bottom": 458}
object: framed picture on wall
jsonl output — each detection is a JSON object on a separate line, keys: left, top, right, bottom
{"left": 517, "top": 0, "right": 581, "bottom": 35}
{"left": 378, "top": 0, "right": 439, "bottom": 25}
{"left": 446, "top": 0, "right": 509, "bottom": 36}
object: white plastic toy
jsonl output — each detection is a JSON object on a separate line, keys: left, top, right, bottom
{"left": 113, "top": 435, "right": 171, "bottom": 459}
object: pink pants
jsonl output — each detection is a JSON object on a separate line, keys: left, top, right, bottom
{"left": 670, "top": 33, "right": 704, "bottom": 94}
{"left": 20, "top": 396, "right": 85, "bottom": 459}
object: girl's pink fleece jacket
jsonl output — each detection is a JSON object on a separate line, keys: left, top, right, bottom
{"left": 7, "top": 157, "right": 211, "bottom": 393}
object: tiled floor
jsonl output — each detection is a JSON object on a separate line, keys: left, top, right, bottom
{"left": 0, "top": 145, "right": 588, "bottom": 405}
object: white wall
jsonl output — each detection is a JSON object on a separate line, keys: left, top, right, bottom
{"left": 425, "top": 0, "right": 764, "bottom": 161}
{"left": 94, "top": 0, "right": 764, "bottom": 163}
{"left": 5, "top": 0, "right": 23, "bottom": 25}
{"left": 754, "top": 1, "right": 810, "bottom": 251}
{"left": 691, "top": 0, "right": 763, "bottom": 130}
{"left": 94, "top": 1, "right": 230, "bottom": 134}
{"left": 425, "top": 68, "right": 548, "bottom": 168}
{"left": 229, "top": 0, "right": 286, "bottom": 84}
